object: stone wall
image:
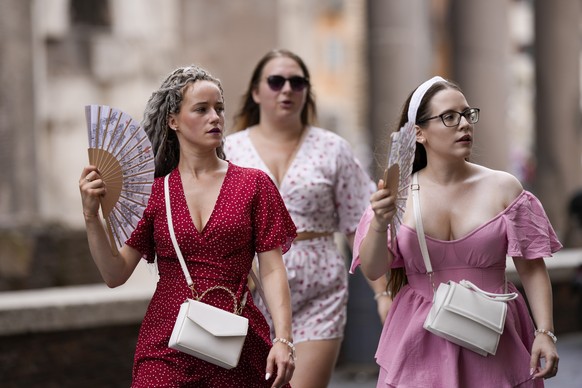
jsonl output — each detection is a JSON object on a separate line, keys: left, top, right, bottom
{"left": 0, "top": 225, "right": 101, "bottom": 291}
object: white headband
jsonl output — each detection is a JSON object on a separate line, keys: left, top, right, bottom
{"left": 403, "top": 76, "right": 446, "bottom": 134}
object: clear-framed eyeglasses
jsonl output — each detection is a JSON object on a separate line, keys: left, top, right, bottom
{"left": 418, "top": 108, "right": 480, "bottom": 127}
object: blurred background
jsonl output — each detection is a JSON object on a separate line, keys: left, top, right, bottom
{"left": 0, "top": 0, "right": 581, "bottom": 387}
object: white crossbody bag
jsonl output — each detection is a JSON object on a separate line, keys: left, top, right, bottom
{"left": 411, "top": 173, "right": 518, "bottom": 356}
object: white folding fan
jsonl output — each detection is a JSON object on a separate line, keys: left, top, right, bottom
{"left": 85, "top": 104, "right": 155, "bottom": 254}
{"left": 384, "top": 127, "right": 416, "bottom": 245}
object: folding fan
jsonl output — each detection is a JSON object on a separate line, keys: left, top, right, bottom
{"left": 85, "top": 104, "right": 155, "bottom": 254}
{"left": 384, "top": 127, "right": 416, "bottom": 245}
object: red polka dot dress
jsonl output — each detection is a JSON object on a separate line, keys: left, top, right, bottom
{"left": 126, "top": 162, "right": 296, "bottom": 387}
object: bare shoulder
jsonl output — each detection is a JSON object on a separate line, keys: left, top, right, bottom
{"left": 472, "top": 165, "right": 524, "bottom": 206}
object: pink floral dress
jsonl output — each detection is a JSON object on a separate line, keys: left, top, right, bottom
{"left": 126, "top": 163, "right": 296, "bottom": 387}
{"left": 351, "top": 191, "right": 562, "bottom": 388}
{"left": 225, "top": 127, "right": 375, "bottom": 342}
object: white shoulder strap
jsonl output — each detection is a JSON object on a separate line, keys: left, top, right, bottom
{"left": 412, "top": 173, "right": 433, "bottom": 274}
{"left": 164, "top": 174, "right": 194, "bottom": 287}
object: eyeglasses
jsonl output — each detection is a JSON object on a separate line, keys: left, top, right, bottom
{"left": 418, "top": 108, "right": 480, "bottom": 127}
{"left": 266, "top": 75, "right": 310, "bottom": 92}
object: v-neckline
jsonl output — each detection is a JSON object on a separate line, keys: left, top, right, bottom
{"left": 175, "top": 163, "right": 230, "bottom": 235}
{"left": 245, "top": 127, "right": 309, "bottom": 188}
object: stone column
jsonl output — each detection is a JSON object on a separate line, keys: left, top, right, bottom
{"left": 342, "top": 0, "right": 433, "bottom": 367}
{"left": 533, "top": 0, "right": 582, "bottom": 237}
{"left": 449, "top": 0, "right": 511, "bottom": 172}
{"left": 0, "top": 0, "right": 37, "bottom": 225}
{"left": 367, "top": 0, "right": 433, "bottom": 179}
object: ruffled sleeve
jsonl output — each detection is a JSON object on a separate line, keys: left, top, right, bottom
{"left": 504, "top": 191, "right": 562, "bottom": 259}
{"left": 350, "top": 205, "right": 401, "bottom": 273}
{"left": 334, "top": 137, "right": 377, "bottom": 234}
{"left": 252, "top": 170, "right": 297, "bottom": 254}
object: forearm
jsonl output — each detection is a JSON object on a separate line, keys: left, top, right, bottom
{"left": 515, "top": 258, "right": 554, "bottom": 331}
{"left": 368, "top": 276, "right": 389, "bottom": 296}
{"left": 261, "top": 266, "right": 293, "bottom": 340}
{"left": 358, "top": 220, "right": 392, "bottom": 280}
{"left": 84, "top": 215, "right": 138, "bottom": 287}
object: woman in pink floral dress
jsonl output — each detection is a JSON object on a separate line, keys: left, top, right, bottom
{"left": 352, "top": 76, "right": 560, "bottom": 387}
{"left": 79, "top": 65, "right": 296, "bottom": 387}
{"left": 225, "top": 49, "right": 389, "bottom": 387}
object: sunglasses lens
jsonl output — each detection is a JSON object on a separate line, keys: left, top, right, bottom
{"left": 289, "top": 76, "right": 308, "bottom": 91}
{"left": 267, "top": 76, "right": 286, "bottom": 91}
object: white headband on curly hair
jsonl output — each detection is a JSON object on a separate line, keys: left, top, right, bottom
{"left": 403, "top": 76, "right": 446, "bottom": 134}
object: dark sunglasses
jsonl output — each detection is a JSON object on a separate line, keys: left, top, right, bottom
{"left": 266, "top": 75, "right": 310, "bottom": 92}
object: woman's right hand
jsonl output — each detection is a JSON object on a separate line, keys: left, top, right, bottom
{"left": 79, "top": 165, "right": 106, "bottom": 218}
{"left": 265, "top": 341, "right": 295, "bottom": 388}
{"left": 369, "top": 178, "right": 396, "bottom": 232}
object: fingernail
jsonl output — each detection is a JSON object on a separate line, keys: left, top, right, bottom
{"left": 529, "top": 368, "right": 534, "bottom": 375}
{"left": 265, "top": 372, "right": 271, "bottom": 381}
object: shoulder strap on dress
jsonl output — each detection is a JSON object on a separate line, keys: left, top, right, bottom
{"left": 164, "top": 174, "right": 194, "bottom": 287}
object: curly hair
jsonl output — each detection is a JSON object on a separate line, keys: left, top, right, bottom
{"left": 142, "top": 65, "right": 226, "bottom": 177}
{"left": 231, "top": 49, "right": 317, "bottom": 132}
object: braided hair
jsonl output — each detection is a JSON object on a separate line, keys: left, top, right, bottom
{"left": 142, "top": 65, "right": 226, "bottom": 177}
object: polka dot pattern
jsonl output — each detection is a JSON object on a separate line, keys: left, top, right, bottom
{"left": 225, "top": 127, "right": 375, "bottom": 342}
{"left": 125, "top": 163, "right": 296, "bottom": 387}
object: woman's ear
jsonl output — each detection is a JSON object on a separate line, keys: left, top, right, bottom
{"left": 415, "top": 125, "right": 425, "bottom": 144}
{"left": 168, "top": 115, "right": 178, "bottom": 131}
{"left": 251, "top": 87, "right": 260, "bottom": 104}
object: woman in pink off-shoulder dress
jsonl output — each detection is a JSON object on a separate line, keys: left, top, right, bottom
{"left": 351, "top": 76, "right": 561, "bottom": 387}
{"left": 79, "top": 65, "right": 296, "bottom": 387}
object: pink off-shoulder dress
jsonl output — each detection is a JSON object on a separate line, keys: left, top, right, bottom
{"left": 126, "top": 163, "right": 296, "bottom": 387}
{"left": 351, "top": 191, "right": 562, "bottom": 388}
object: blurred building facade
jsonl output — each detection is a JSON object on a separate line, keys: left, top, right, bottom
{"left": 0, "top": 0, "right": 371, "bottom": 230}
{"left": 0, "top": 0, "right": 581, "bottom": 291}
{"left": 1, "top": 0, "right": 582, "bottom": 383}
{"left": 1, "top": 0, "right": 580, "bottom": 235}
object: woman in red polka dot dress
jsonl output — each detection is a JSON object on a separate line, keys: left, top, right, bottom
{"left": 79, "top": 65, "right": 297, "bottom": 387}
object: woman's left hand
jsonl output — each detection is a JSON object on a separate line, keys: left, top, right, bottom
{"left": 265, "top": 341, "right": 295, "bottom": 388}
{"left": 530, "top": 332, "right": 559, "bottom": 379}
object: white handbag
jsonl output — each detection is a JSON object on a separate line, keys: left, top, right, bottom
{"left": 164, "top": 174, "right": 249, "bottom": 369}
{"left": 410, "top": 173, "right": 518, "bottom": 356}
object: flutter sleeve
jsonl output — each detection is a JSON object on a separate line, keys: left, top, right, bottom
{"left": 252, "top": 170, "right": 297, "bottom": 254}
{"left": 125, "top": 177, "right": 162, "bottom": 263}
{"left": 350, "top": 205, "right": 401, "bottom": 273}
{"left": 504, "top": 191, "right": 562, "bottom": 259}
{"left": 334, "top": 138, "right": 377, "bottom": 234}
